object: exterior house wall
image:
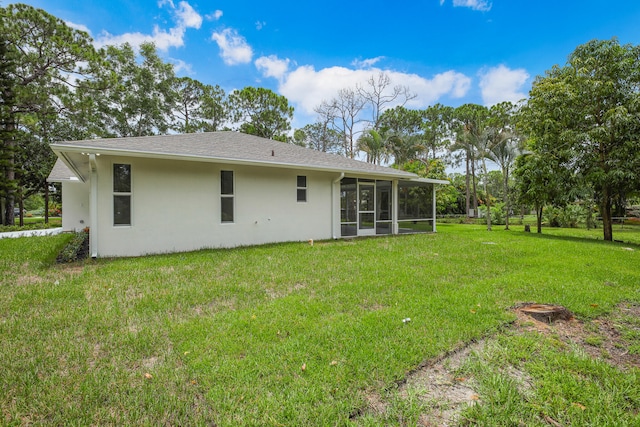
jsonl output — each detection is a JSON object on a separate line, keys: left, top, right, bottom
{"left": 61, "top": 180, "right": 90, "bottom": 232}
{"left": 94, "top": 155, "right": 335, "bottom": 257}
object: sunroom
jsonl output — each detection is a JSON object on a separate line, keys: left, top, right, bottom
{"left": 339, "top": 177, "right": 447, "bottom": 237}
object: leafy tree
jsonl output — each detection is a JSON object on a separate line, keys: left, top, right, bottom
{"left": 198, "top": 83, "right": 228, "bottom": 132}
{"left": 387, "top": 133, "right": 425, "bottom": 168}
{"left": 357, "top": 129, "right": 390, "bottom": 165}
{"left": 513, "top": 152, "right": 563, "bottom": 233}
{"left": 82, "top": 42, "right": 175, "bottom": 138}
{"left": 486, "top": 101, "right": 522, "bottom": 230}
{"left": 522, "top": 38, "right": 640, "bottom": 241}
{"left": 294, "top": 123, "right": 342, "bottom": 153}
{"left": 170, "top": 77, "right": 227, "bottom": 133}
{"left": 228, "top": 87, "right": 293, "bottom": 142}
{"left": 378, "top": 105, "right": 422, "bottom": 136}
{"left": 421, "top": 104, "right": 454, "bottom": 160}
{"left": 0, "top": 3, "right": 100, "bottom": 225}
{"left": 171, "top": 77, "right": 205, "bottom": 133}
{"left": 450, "top": 104, "right": 489, "bottom": 220}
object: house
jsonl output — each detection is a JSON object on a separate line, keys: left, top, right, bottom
{"left": 47, "top": 131, "right": 448, "bottom": 258}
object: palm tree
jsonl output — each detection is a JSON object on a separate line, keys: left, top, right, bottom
{"left": 357, "top": 129, "right": 390, "bottom": 165}
{"left": 487, "top": 135, "right": 523, "bottom": 230}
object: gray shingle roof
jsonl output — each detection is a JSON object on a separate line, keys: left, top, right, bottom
{"left": 51, "top": 131, "right": 417, "bottom": 179}
{"left": 47, "top": 158, "right": 77, "bottom": 182}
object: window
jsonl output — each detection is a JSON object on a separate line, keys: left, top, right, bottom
{"left": 113, "top": 163, "right": 131, "bottom": 226}
{"left": 297, "top": 175, "right": 307, "bottom": 202}
{"left": 221, "top": 170, "right": 234, "bottom": 223}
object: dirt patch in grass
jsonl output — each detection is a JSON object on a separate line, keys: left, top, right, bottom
{"left": 514, "top": 302, "right": 640, "bottom": 371}
{"left": 356, "top": 302, "right": 640, "bottom": 426}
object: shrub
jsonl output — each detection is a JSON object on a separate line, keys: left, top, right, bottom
{"left": 543, "top": 206, "right": 562, "bottom": 227}
{"left": 559, "top": 204, "right": 585, "bottom": 228}
{"left": 56, "top": 231, "right": 89, "bottom": 263}
{"left": 478, "top": 203, "right": 506, "bottom": 225}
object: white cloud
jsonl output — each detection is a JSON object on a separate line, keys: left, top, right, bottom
{"left": 206, "top": 10, "right": 223, "bottom": 20}
{"left": 176, "top": 1, "right": 202, "bottom": 29}
{"left": 212, "top": 28, "right": 253, "bottom": 65}
{"left": 351, "top": 57, "right": 385, "bottom": 69}
{"left": 479, "top": 65, "right": 530, "bottom": 106}
{"left": 442, "top": 0, "right": 492, "bottom": 11}
{"left": 277, "top": 64, "right": 471, "bottom": 116}
{"left": 96, "top": 0, "right": 202, "bottom": 50}
{"left": 171, "top": 58, "right": 194, "bottom": 75}
{"left": 66, "top": 21, "right": 92, "bottom": 36}
{"left": 255, "top": 21, "right": 266, "bottom": 30}
{"left": 255, "top": 55, "right": 290, "bottom": 81}
{"left": 97, "top": 26, "right": 185, "bottom": 50}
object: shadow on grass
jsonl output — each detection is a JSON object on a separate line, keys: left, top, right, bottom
{"left": 520, "top": 229, "right": 640, "bottom": 248}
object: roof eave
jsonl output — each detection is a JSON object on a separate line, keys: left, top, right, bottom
{"left": 50, "top": 143, "right": 418, "bottom": 180}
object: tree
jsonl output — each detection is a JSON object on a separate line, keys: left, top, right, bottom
{"left": 315, "top": 88, "right": 365, "bottom": 158}
{"left": 486, "top": 102, "right": 522, "bottom": 230}
{"left": 421, "top": 104, "right": 454, "bottom": 160}
{"left": 228, "top": 87, "right": 293, "bottom": 141}
{"left": 387, "top": 133, "right": 424, "bottom": 168}
{"left": 0, "top": 3, "right": 100, "bottom": 225}
{"left": 357, "top": 72, "right": 415, "bottom": 130}
{"left": 450, "top": 104, "right": 489, "bottom": 219}
{"left": 514, "top": 152, "right": 559, "bottom": 233}
{"left": 171, "top": 77, "right": 205, "bottom": 133}
{"left": 378, "top": 105, "right": 422, "bottom": 136}
{"left": 198, "top": 83, "right": 227, "bottom": 132}
{"left": 294, "top": 123, "right": 342, "bottom": 153}
{"left": 487, "top": 138, "right": 521, "bottom": 229}
{"left": 91, "top": 42, "right": 176, "bottom": 137}
{"left": 523, "top": 39, "right": 640, "bottom": 241}
{"left": 170, "top": 77, "right": 228, "bottom": 133}
{"left": 357, "top": 129, "right": 390, "bottom": 165}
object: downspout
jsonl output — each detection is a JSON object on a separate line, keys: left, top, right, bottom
{"left": 89, "top": 154, "right": 98, "bottom": 258}
{"left": 433, "top": 183, "right": 437, "bottom": 233}
{"left": 331, "top": 172, "right": 344, "bottom": 239}
{"left": 392, "top": 180, "right": 399, "bottom": 235}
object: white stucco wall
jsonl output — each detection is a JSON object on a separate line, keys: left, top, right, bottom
{"left": 93, "top": 156, "right": 337, "bottom": 257}
{"left": 61, "top": 180, "right": 90, "bottom": 232}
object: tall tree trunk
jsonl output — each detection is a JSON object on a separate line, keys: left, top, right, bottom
{"left": 470, "top": 157, "right": 478, "bottom": 217}
{"left": 481, "top": 158, "right": 492, "bottom": 231}
{"left": 2, "top": 122, "right": 16, "bottom": 226}
{"left": 465, "top": 155, "right": 471, "bottom": 217}
{"left": 18, "top": 197, "right": 24, "bottom": 227}
{"left": 503, "top": 169, "right": 510, "bottom": 230}
{"left": 536, "top": 204, "right": 543, "bottom": 234}
{"left": 600, "top": 187, "right": 613, "bottom": 241}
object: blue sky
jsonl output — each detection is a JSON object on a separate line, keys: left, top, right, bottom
{"left": 14, "top": 0, "right": 640, "bottom": 129}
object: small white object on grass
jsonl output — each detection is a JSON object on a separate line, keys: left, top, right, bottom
{"left": 402, "top": 317, "right": 411, "bottom": 323}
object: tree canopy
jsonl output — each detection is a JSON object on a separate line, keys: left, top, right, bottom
{"left": 521, "top": 38, "right": 640, "bottom": 240}
{"left": 2, "top": 5, "right": 639, "bottom": 235}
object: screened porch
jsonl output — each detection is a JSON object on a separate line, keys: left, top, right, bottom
{"left": 339, "top": 177, "right": 438, "bottom": 237}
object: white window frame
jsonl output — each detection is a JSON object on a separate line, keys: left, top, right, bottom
{"left": 113, "top": 163, "right": 132, "bottom": 227}
{"left": 296, "top": 175, "right": 307, "bottom": 203}
{"left": 220, "top": 170, "right": 234, "bottom": 223}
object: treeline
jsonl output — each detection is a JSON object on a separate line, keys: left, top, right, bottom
{"left": 0, "top": 4, "right": 297, "bottom": 226}
{"left": 2, "top": 4, "right": 639, "bottom": 241}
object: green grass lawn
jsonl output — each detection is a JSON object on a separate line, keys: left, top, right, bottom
{"left": 0, "top": 216, "right": 62, "bottom": 233}
{"left": 1, "top": 225, "right": 639, "bottom": 425}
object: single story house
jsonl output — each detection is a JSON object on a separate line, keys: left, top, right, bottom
{"left": 47, "top": 131, "right": 448, "bottom": 258}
